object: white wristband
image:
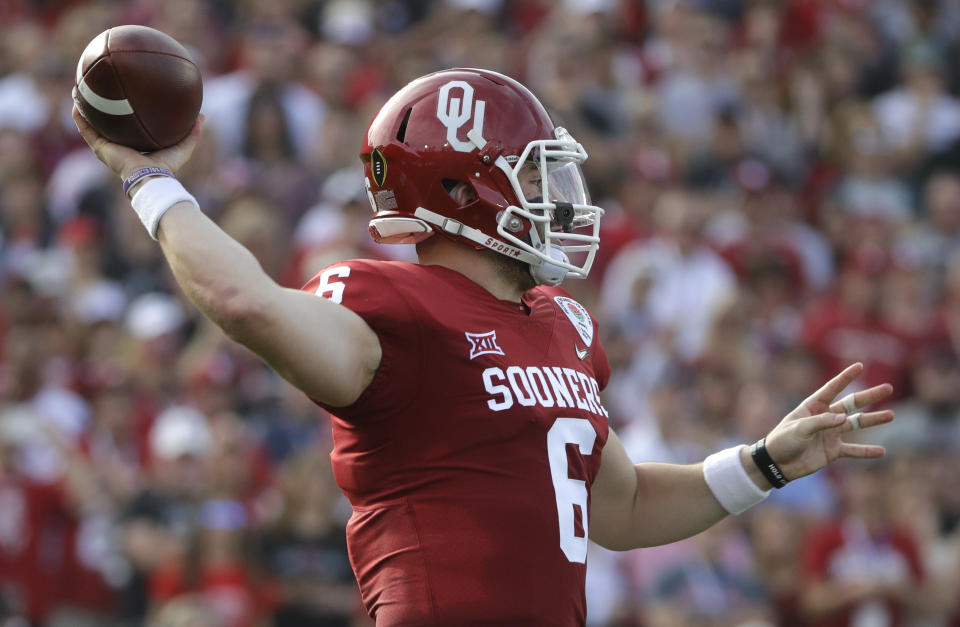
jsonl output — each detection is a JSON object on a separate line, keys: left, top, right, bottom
{"left": 130, "top": 176, "right": 199, "bottom": 240}
{"left": 703, "top": 445, "right": 770, "bottom": 515}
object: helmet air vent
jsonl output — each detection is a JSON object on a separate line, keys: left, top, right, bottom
{"left": 396, "top": 107, "right": 412, "bottom": 143}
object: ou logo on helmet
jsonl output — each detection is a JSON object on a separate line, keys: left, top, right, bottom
{"left": 436, "top": 80, "right": 486, "bottom": 153}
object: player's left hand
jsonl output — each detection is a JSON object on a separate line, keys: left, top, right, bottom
{"left": 72, "top": 104, "right": 203, "bottom": 181}
{"left": 763, "top": 363, "right": 893, "bottom": 482}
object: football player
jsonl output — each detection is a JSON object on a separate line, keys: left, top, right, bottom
{"left": 73, "top": 68, "right": 895, "bottom": 625}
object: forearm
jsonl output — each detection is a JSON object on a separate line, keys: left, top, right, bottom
{"left": 591, "top": 433, "right": 772, "bottom": 551}
{"left": 616, "top": 461, "right": 728, "bottom": 548}
{"left": 605, "top": 455, "right": 771, "bottom": 549}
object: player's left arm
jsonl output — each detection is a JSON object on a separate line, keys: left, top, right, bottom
{"left": 589, "top": 363, "right": 894, "bottom": 549}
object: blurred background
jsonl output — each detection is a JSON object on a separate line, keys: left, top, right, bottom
{"left": 1, "top": 0, "right": 960, "bottom": 625}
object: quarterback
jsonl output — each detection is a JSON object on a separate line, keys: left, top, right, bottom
{"left": 73, "top": 69, "right": 894, "bottom": 625}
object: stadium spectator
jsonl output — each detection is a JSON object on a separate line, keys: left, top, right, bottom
{"left": 148, "top": 499, "right": 265, "bottom": 627}
{"left": 798, "top": 462, "right": 924, "bottom": 627}
{"left": 118, "top": 406, "right": 212, "bottom": 621}
{"left": 601, "top": 189, "right": 736, "bottom": 363}
{"left": 258, "top": 447, "right": 362, "bottom": 626}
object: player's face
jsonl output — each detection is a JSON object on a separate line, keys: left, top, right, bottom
{"left": 517, "top": 163, "right": 542, "bottom": 202}
{"left": 517, "top": 162, "right": 556, "bottom": 246}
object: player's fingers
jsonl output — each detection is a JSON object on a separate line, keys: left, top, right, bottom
{"left": 71, "top": 104, "right": 100, "bottom": 145}
{"left": 838, "top": 442, "right": 886, "bottom": 459}
{"left": 71, "top": 103, "right": 127, "bottom": 169}
{"left": 828, "top": 383, "right": 894, "bottom": 414}
{"left": 73, "top": 104, "right": 156, "bottom": 179}
{"left": 803, "top": 363, "right": 863, "bottom": 410}
{"left": 797, "top": 412, "right": 847, "bottom": 437}
{"left": 841, "top": 410, "right": 894, "bottom": 433}
{"left": 183, "top": 115, "right": 204, "bottom": 146}
{"left": 181, "top": 114, "right": 204, "bottom": 143}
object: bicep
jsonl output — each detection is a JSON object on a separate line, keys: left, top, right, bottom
{"left": 232, "top": 283, "right": 382, "bottom": 407}
{"left": 590, "top": 429, "right": 728, "bottom": 550}
{"left": 589, "top": 429, "right": 640, "bottom": 550}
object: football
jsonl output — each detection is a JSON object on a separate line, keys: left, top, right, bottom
{"left": 73, "top": 25, "right": 202, "bottom": 152}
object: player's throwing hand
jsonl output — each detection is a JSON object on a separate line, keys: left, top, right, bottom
{"left": 72, "top": 105, "right": 203, "bottom": 182}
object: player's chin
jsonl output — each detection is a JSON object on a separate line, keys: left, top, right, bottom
{"left": 488, "top": 249, "right": 537, "bottom": 292}
{"left": 517, "top": 271, "right": 537, "bottom": 292}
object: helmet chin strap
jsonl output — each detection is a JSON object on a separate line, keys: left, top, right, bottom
{"left": 530, "top": 245, "right": 569, "bottom": 286}
{"left": 412, "top": 207, "right": 572, "bottom": 286}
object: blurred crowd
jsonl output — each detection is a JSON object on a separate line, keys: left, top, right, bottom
{"left": 1, "top": 0, "right": 960, "bottom": 626}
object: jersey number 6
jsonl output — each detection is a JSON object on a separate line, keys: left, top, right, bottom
{"left": 315, "top": 266, "right": 351, "bottom": 304}
{"left": 547, "top": 418, "right": 596, "bottom": 564}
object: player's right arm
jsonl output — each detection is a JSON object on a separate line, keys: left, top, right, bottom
{"left": 72, "top": 107, "right": 381, "bottom": 407}
{"left": 156, "top": 203, "right": 381, "bottom": 406}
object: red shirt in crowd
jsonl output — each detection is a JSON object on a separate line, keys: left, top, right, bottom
{"left": 802, "top": 300, "right": 912, "bottom": 400}
{"left": 0, "top": 475, "right": 69, "bottom": 622}
{"left": 800, "top": 519, "right": 923, "bottom": 627}
{"left": 150, "top": 561, "right": 270, "bottom": 627}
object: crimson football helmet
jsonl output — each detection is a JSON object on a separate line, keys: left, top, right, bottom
{"left": 361, "top": 68, "right": 603, "bottom": 286}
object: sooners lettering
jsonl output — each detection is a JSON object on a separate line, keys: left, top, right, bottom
{"left": 562, "top": 368, "right": 588, "bottom": 411}
{"left": 483, "top": 368, "right": 513, "bottom": 411}
{"left": 545, "top": 368, "right": 574, "bottom": 408}
{"left": 506, "top": 366, "right": 536, "bottom": 407}
{"left": 482, "top": 366, "right": 608, "bottom": 417}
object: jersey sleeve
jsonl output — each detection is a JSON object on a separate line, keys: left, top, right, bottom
{"left": 592, "top": 324, "right": 611, "bottom": 391}
{"left": 301, "top": 259, "right": 424, "bottom": 420}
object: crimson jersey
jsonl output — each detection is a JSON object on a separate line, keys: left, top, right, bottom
{"left": 0, "top": 477, "right": 69, "bottom": 622}
{"left": 302, "top": 260, "right": 611, "bottom": 626}
{"left": 800, "top": 520, "right": 923, "bottom": 627}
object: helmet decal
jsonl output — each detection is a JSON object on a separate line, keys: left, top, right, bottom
{"left": 371, "top": 147, "right": 388, "bottom": 187}
{"left": 436, "top": 80, "right": 486, "bottom": 153}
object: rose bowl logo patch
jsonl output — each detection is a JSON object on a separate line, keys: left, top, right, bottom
{"left": 554, "top": 296, "right": 593, "bottom": 347}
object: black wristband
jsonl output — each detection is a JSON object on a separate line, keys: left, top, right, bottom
{"left": 750, "top": 438, "right": 789, "bottom": 489}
